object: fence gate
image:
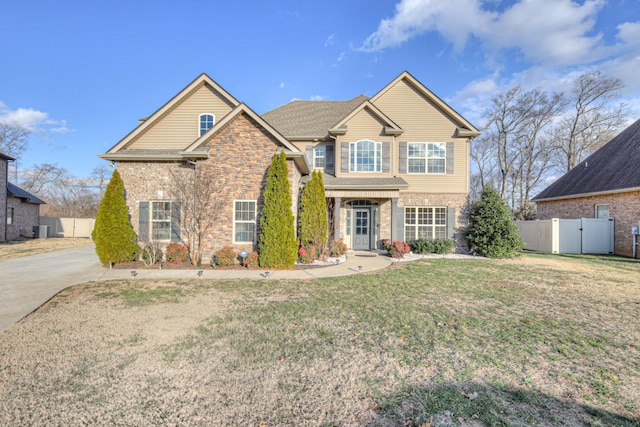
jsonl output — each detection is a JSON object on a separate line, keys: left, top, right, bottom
{"left": 581, "top": 218, "right": 614, "bottom": 254}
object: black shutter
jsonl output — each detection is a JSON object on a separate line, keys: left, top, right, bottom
{"left": 325, "top": 145, "right": 334, "bottom": 175}
{"left": 382, "top": 142, "right": 390, "bottom": 173}
{"left": 138, "top": 201, "right": 149, "bottom": 242}
{"left": 446, "top": 142, "right": 454, "bottom": 174}
{"left": 341, "top": 142, "right": 349, "bottom": 173}
{"left": 399, "top": 142, "right": 407, "bottom": 174}
{"left": 171, "top": 203, "right": 181, "bottom": 243}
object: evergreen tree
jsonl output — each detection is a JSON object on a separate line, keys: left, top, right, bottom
{"left": 258, "top": 152, "right": 297, "bottom": 268}
{"left": 92, "top": 169, "right": 140, "bottom": 266}
{"left": 464, "top": 186, "right": 524, "bottom": 258}
{"left": 298, "top": 170, "right": 328, "bottom": 257}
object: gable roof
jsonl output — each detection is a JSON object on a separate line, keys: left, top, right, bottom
{"left": 533, "top": 118, "right": 640, "bottom": 201}
{"left": 104, "top": 73, "right": 240, "bottom": 154}
{"left": 7, "top": 182, "right": 46, "bottom": 204}
{"left": 331, "top": 100, "right": 404, "bottom": 135}
{"left": 370, "top": 71, "right": 481, "bottom": 137}
{"left": 1, "top": 153, "right": 16, "bottom": 161}
{"left": 262, "top": 95, "right": 368, "bottom": 139}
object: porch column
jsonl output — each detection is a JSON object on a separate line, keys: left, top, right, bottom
{"left": 391, "top": 197, "right": 398, "bottom": 241}
{"left": 333, "top": 197, "right": 341, "bottom": 241}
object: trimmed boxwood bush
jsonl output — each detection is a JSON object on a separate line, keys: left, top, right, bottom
{"left": 215, "top": 246, "right": 237, "bottom": 267}
{"left": 408, "top": 238, "right": 454, "bottom": 254}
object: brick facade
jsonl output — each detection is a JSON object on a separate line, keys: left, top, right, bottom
{"left": 6, "top": 197, "right": 40, "bottom": 240}
{"left": 118, "top": 112, "right": 303, "bottom": 261}
{"left": 536, "top": 190, "right": 640, "bottom": 256}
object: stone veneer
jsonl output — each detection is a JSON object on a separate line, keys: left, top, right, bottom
{"left": 118, "top": 112, "right": 303, "bottom": 262}
{"left": 536, "top": 191, "right": 640, "bottom": 257}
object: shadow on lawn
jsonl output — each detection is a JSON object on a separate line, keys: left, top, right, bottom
{"left": 369, "top": 381, "right": 637, "bottom": 426}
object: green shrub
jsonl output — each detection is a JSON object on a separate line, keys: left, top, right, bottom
{"left": 93, "top": 169, "right": 140, "bottom": 266}
{"left": 464, "top": 186, "right": 524, "bottom": 258}
{"left": 258, "top": 152, "right": 298, "bottom": 269}
{"left": 165, "top": 242, "right": 190, "bottom": 264}
{"left": 215, "top": 246, "right": 237, "bottom": 267}
{"left": 298, "top": 170, "right": 328, "bottom": 257}
{"left": 384, "top": 240, "right": 411, "bottom": 259}
{"left": 408, "top": 238, "right": 454, "bottom": 254}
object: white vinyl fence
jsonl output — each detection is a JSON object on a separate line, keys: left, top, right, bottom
{"left": 515, "top": 218, "right": 614, "bottom": 254}
{"left": 39, "top": 217, "right": 95, "bottom": 238}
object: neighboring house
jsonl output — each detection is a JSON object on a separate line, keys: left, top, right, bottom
{"left": 6, "top": 182, "right": 46, "bottom": 240}
{"left": 533, "top": 118, "right": 640, "bottom": 256}
{"left": 99, "top": 71, "right": 480, "bottom": 259}
{"left": 1, "top": 152, "right": 13, "bottom": 241}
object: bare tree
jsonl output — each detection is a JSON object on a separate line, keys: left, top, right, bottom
{"left": 0, "top": 122, "right": 30, "bottom": 159}
{"left": 169, "top": 162, "right": 229, "bottom": 266}
{"left": 552, "top": 71, "right": 628, "bottom": 173}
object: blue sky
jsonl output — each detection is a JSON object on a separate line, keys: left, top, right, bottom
{"left": 1, "top": 0, "right": 639, "bottom": 179}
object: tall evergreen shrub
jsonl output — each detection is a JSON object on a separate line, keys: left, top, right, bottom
{"left": 464, "top": 186, "right": 524, "bottom": 258}
{"left": 258, "top": 152, "right": 297, "bottom": 268}
{"left": 92, "top": 169, "right": 140, "bottom": 266}
{"left": 298, "top": 170, "right": 328, "bottom": 256}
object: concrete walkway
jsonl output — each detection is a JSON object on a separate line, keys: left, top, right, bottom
{"left": 0, "top": 245, "right": 392, "bottom": 332}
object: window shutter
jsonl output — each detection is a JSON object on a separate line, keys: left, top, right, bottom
{"left": 382, "top": 142, "right": 390, "bottom": 173}
{"left": 396, "top": 205, "right": 405, "bottom": 242}
{"left": 447, "top": 207, "right": 456, "bottom": 240}
{"left": 446, "top": 142, "right": 454, "bottom": 174}
{"left": 171, "top": 203, "right": 181, "bottom": 243}
{"left": 138, "top": 201, "right": 149, "bottom": 242}
{"left": 325, "top": 145, "right": 334, "bottom": 175}
{"left": 306, "top": 146, "right": 313, "bottom": 168}
{"left": 399, "top": 142, "right": 407, "bottom": 174}
{"left": 341, "top": 142, "right": 349, "bottom": 173}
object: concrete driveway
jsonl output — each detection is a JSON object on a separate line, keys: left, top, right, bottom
{"left": 0, "top": 245, "right": 104, "bottom": 332}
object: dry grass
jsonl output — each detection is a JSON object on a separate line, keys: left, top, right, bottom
{"left": 0, "top": 253, "right": 639, "bottom": 426}
{"left": 0, "top": 237, "right": 93, "bottom": 261}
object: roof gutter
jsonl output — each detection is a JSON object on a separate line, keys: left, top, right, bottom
{"left": 534, "top": 186, "right": 640, "bottom": 202}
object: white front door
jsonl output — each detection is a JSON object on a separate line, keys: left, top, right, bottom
{"left": 352, "top": 208, "right": 370, "bottom": 250}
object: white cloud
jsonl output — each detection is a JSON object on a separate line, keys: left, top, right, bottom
{"left": 337, "top": 52, "right": 346, "bottom": 62}
{"left": 279, "top": 82, "right": 286, "bottom": 89}
{"left": 310, "top": 95, "right": 326, "bottom": 101}
{"left": 325, "top": 33, "right": 336, "bottom": 47}
{"left": 0, "top": 102, "right": 72, "bottom": 134}
{"left": 359, "top": 0, "right": 615, "bottom": 67}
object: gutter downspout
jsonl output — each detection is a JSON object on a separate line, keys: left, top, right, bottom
{"left": 4, "top": 158, "right": 14, "bottom": 241}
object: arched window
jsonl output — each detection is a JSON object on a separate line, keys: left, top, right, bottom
{"left": 350, "top": 139, "right": 381, "bottom": 172}
{"left": 199, "top": 114, "right": 215, "bottom": 136}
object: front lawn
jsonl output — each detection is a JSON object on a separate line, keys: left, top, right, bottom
{"left": 1, "top": 254, "right": 638, "bottom": 425}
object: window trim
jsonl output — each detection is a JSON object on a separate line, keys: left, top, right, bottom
{"left": 233, "top": 200, "right": 257, "bottom": 244}
{"left": 313, "top": 145, "right": 326, "bottom": 169}
{"left": 7, "top": 207, "right": 14, "bottom": 225}
{"left": 150, "top": 201, "right": 172, "bottom": 241}
{"left": 595, "top": 204, "right": 610, "bottom": 219}
{"left": 199, "top": 113, "right": 215, "bottom": 136}
{"left": 349, "top": 139, "right": 382, "bottom": 173}
{"left": 407, "top": 142, "right": 446, "bottom": 174}
{"left": 404, "top": 206, "right": 447, "bottom": 240}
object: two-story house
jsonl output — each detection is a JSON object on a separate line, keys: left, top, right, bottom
{"left": 99, "top": 71, "right": 479, "bottom": 258}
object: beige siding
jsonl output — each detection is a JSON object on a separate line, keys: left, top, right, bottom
{"left": 398, "top": 142, "right": 469, "bottom": 194}
{"left": 127, "top": 83, "right": 236, "bottom": 150}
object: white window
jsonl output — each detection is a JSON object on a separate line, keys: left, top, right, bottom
{"left": 595, "top": 204, "right": 610, "bottom": 219}
{"left": 314, "top": 145, "right": 326, "bottom": 169}
{"left": 7, "top": 207, "right": 14, "bottom": 225}
{"left": 234, "top": 200, "right": 256, "bottom": 243}
{"left": 405, "top": 207, "right": 447, "bottom": 240}
{"left": 199, "top": 113, "right": 215, "bottom": 136}
{"left": 151, "top": 201, "right": 171, "bottom": 240}
{"left": 350, "top": 140, "right": 381, "bottom": 172}
{"left": 408, "top": 142, "right": 446, "bottom": 174}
